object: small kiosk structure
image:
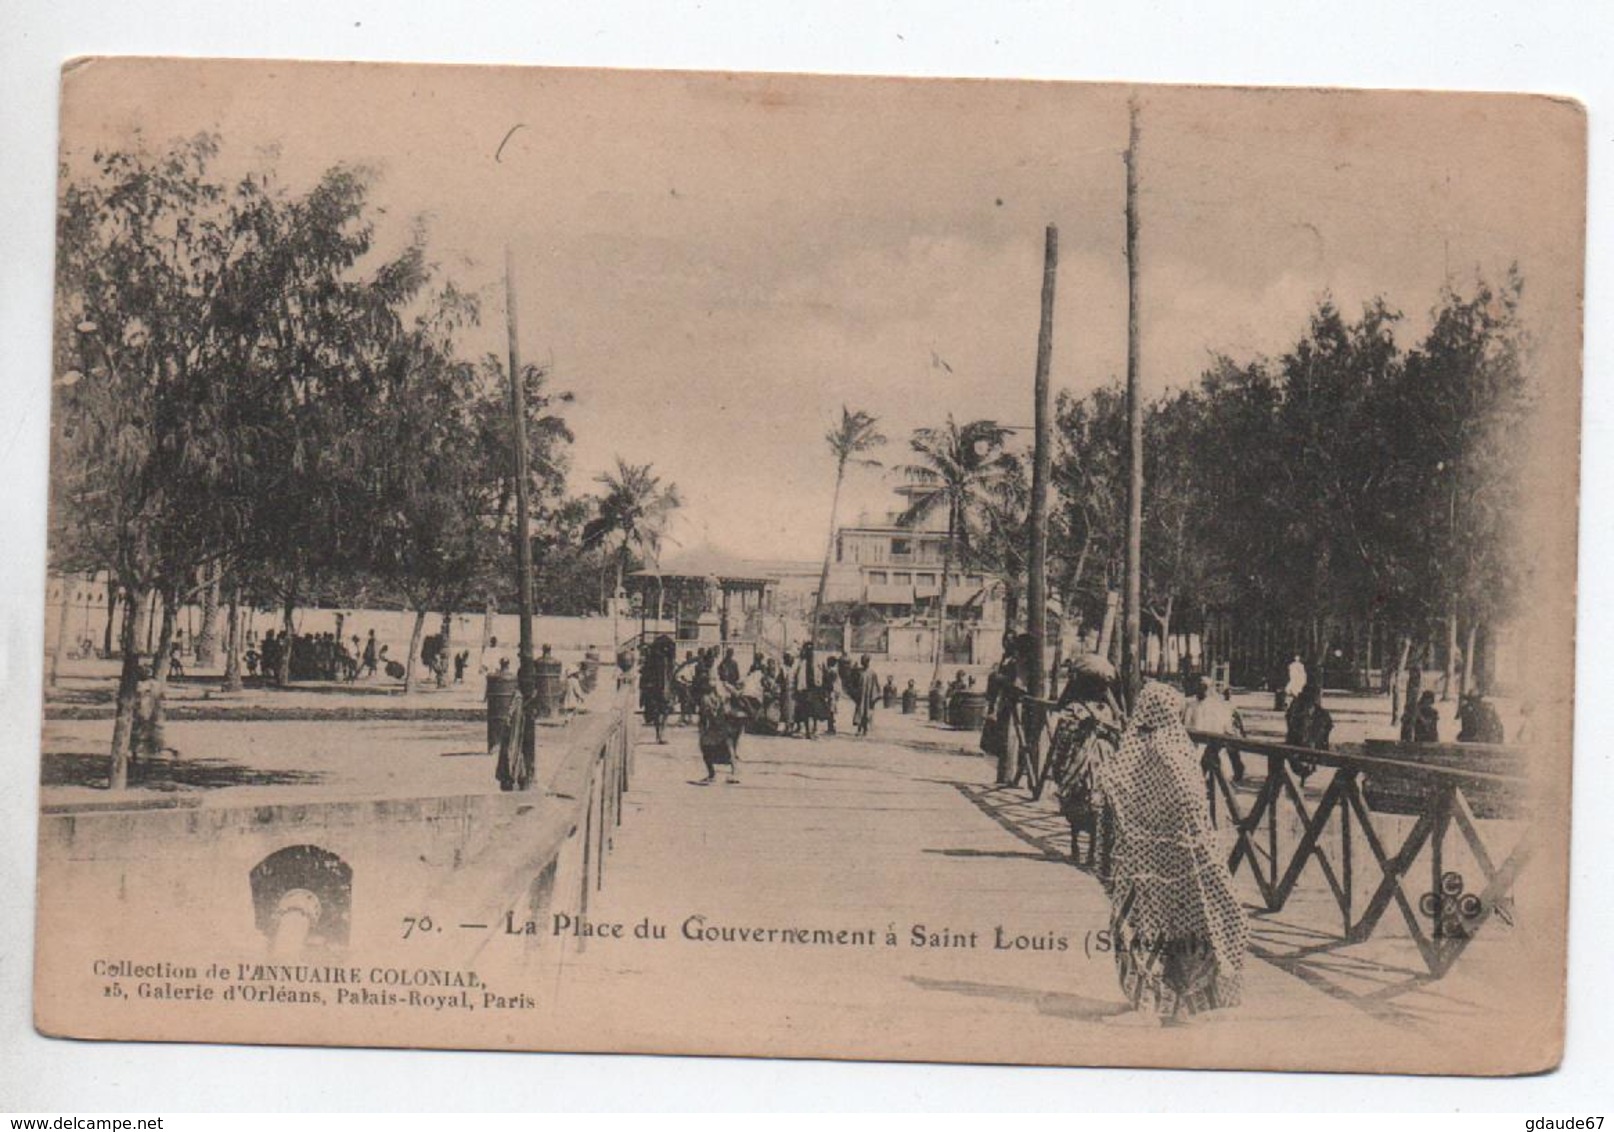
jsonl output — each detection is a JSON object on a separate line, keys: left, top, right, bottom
{"left": 627, "top": 547, "right": 780, "bottom": 663}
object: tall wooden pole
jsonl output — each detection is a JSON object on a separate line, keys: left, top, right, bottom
{"left": 1122, "top": 98, "right": 1144, "bottom": 710}
{"left": 1027, "top": 224, "right": 1058, "bottom": 701}
{"left": 506, "top": 243, "right": 537, "bottom": 787}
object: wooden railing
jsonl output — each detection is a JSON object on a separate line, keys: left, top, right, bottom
{"left": 1010, "top": 696, "right": 1534, "bottom": 979}
{"left": 443, "top": 675, "right": 639, "bottom": 967}
{"left": 1193, "top": 732, "right": 1531, "bottom": 977}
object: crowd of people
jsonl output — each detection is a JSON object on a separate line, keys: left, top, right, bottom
{"left": 637, "top": 638, "right": 889, "bottom": 783}
{"left": 245, "top": 629, "right": 369, "bottom": 683}
{"left": 237, "top": 626, "right": 491, "bottom": 688}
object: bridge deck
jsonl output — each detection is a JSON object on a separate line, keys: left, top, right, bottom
{"left": 539, "top": 708, "right": 1537, "bottom": 1067}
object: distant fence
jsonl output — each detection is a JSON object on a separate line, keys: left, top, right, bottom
{"left": 1008, "top": 697, "right": 1534, "bottom": 979}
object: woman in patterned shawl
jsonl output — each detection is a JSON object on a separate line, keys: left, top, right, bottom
{"left": 1100, "top": 681, "right": 1249, "bottom": 1021}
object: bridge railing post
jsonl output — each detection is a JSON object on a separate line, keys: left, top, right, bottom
{"left": 1189, "top": 728, "right": 1532, "bottom": 980}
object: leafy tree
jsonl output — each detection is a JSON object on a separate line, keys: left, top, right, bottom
{"left": 1052, "top": 384, "right": 1127, "bottom": 655}
{"left": 1138, "top": 388, "right": 1220, "bottom": 672}
{"left": 1397, "top": 271, "right": 1531, "bottom": 695}
{"left": 1047, "top": 288, "right": 1536, "bottom": 692}
{"left": 54, "top": 133, "right": 252, "bottom": 785}
{"left": 530, "top": 498, "right": 612, "bottom": 617}
{"left": 52, "top": 133, "right": 509, "bottom": 785}
{"left": 230, "top": 168, "right": 433, "bottom": 685}
{"left": 361, "top": 289, "right": 496, "bottom": 690}
{"left": 962, "top": 456, "right": 1031, "bottom": 629}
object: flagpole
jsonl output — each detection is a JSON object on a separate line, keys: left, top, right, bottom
{"left": 506, "top": 243, "right": 537, "bottom": 789}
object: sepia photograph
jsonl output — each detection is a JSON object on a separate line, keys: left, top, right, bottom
{"left": 29, "top": 55, "right": 1585, "bottom": 1079}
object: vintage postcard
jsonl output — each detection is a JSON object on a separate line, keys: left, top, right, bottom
{"left": 35, "top": 58, "right": 1583, "bottom": 1074}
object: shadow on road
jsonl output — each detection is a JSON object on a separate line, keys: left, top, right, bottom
{"left": 952, "top": 781, "right": 1084, "bottom": 869}
{"left": 882, "top": 732, "right": 986, "bottom": 760}
{"left": 925, "top": 846, "right": 1068, "bottom": 863}
{"left": 40, "top": 751, "right": 327, "bottom": 792}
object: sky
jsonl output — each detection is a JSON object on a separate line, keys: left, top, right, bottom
{"left": 58, "top": 60, "right": 1586, "bottom": 563}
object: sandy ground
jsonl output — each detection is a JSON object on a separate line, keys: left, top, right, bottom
{"left": 530, "top": 708, "right": 1545, "bottom": 1069}
{"left": 30, "top": 667, "right": 1549, "bottom": 1069}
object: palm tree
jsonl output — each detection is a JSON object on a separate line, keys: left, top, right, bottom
{"left": 898, "top": 417, "right": 1014, "bottom": 683}
{"left": 812, "top": 407, "right": 888, "bottom": 646}
{"left": 967, "top": 458, "right": 1031, "bottom": 628}
{"left": 583, "top": 458, "right": 683, "bottom": 612}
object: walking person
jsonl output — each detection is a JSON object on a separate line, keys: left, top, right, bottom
{"left": 362, "top": 630, "right": 379, "bottom": 679}
{"left": 641, "top": 635, "right": 677, "bottom": 744}
{"left": 1286, "top": 654, "right": 1307, "bottom": 698}
{"left": 1390, "top": 658, "right": 1410, "bottom": 725}
{"left": 852, "top": 654, "right": 879, "bottom": 737}
{"left": 1183, "top": 678, "right": 1246, "bottom": 784}
{"left": 697, "top": 681, "right": 747, "bottom": 785}
{"left": 674, "top": 651, "right": 699, "bottom": 725}
{"left": 1400, "top": 661, "right": 1424, "bottom": 742}
{"left": 1283, "top": 680, "right": 1332, "bottom": 780}
{"left": 777, "top": 651, "right": 798, "bottom": 736}
{"left": 1413, "top": 689, "right": 1441, "bottom": 742}
{"left": 1457, "top": 689, "right": 1505, "bottom": 744}
{"left": 561, "top": 663, "right": 587, "bottom": 715}
{"left": 980, "top": 635, "right": 1025, "bottom": 765}
{"left": 1100, "top": 681, "right": 1249, "bottom": 1023}
{"left": 795, "top": 644, "right": 820, "bottom": 740}
{"left": 821, "top": 654, "right": 841, "bottom": 735}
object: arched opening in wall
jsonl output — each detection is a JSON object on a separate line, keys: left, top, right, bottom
{"left": 249, "top": 844, "right": 353, "bottom": 953}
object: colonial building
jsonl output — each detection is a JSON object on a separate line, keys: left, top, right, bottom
{"left": 622, "top": 476, "right": 1009, "bottom": 664}
{"left": 825, "top": 478, "right": 1004, "bottom": 628}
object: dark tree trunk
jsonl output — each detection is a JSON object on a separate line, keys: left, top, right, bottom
{"left": 49, "top": 575, "right": 73, "bottom": 689}
{"left": 103, "top": 579, "right": 119, "bottom": 658}
{"left": 1462, "top": 621, "right": 1479, "bottom": 698}
{"left": 812, "top": 465, "right": 847, "bottom": 647}
{"left": 224, "top": 584, "right": 244, "bottom": 692}
{"left": 144, "top": 588, "right": 158, "bottom": 655}
{"left": 1050, "top": 608, "right": 1066, "bottom": 684}
{"left": 277, "top": 595, "right": 296, "bottom": 686}
{"left": 109, "top": 585, "right": 147, "bottom": 790}
{"left": 932, "top": 505, "right": 955, "bottom": 687}
{"left": 438, "top": 610, "right": 453, "bottom": 688}
{"left": 1148, "top": 596, "right": 1174, "bottom": 678}
{"left": 1442, "top": 601, "right": 1459, "bottom": 700}
{"left": 196, "top": 563, "right": 220, "bottom": 666}
{"left": 1099, "top": 588, "right": 1120, "bottom": 665}
{"left": 404, "top": 608, "right": 428, "bottom": 694}
{"left": 148, "top": 588, "right": 179, "bottom": 755}
{"left": 1401, "top": 650, "right": 1423, "bottom": 741}
{"left": 1390, "top": 635, "right": 1412, "bottom": 722}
